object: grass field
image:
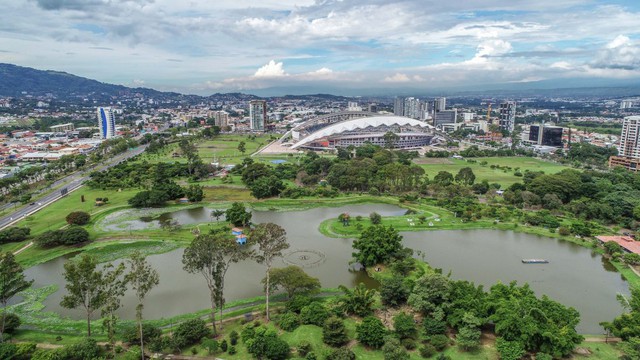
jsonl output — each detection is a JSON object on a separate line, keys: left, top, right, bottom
{"left": 415, "top": 157, "right": 569, "bottom": 187}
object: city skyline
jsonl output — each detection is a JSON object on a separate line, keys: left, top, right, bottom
{"left": 1, "top": 1, "right": 639, "bottom": 95}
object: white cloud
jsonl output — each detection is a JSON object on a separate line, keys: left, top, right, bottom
{"left": 383, "top": 73, "right": 411, "bottom": 83}
{"left": 254, "top": 60, "right": 287, "bottom": 77}
{"left": 592, "top": 35, "right": 640, "bottom": 70}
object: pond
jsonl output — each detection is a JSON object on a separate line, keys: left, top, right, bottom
{"left": 25, "top": 204, "right": 628, "bottom": 334}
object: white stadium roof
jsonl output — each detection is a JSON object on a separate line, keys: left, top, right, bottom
{"left": 291, "top": 116, "right": 435, "bottom": 149}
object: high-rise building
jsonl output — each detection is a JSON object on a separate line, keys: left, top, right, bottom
{"left": 434, "top": 97, "right": 446, "bottom": 112}
{"left": 211, "top": 111, "right": 229, "bottom": 127}
{"left": 96, "top": 107, "right": 116, "bottom": 139}
{"left": 499, "top": 101, "right": 516, "bottom": 133}
{"left": 619, "top": 116, "right": 640, "bottom": 158}
{"left": 434, "top": 109, "right": 457, "bottom": 127}
{"left": 621, "top": 100, "right": 634, "bottom": 109}
{"left": 393, "top": 97, "right": 404, "bottom": 116}
{"left": 403, "top": 97, "right": 422, "bottom": 120}
{"left": 368, "top": 103, "right": 378, "bottom": 113}
{"left": 529, "top": 125, "right": 563, "bottom": 147}
{"left": 249, "top": 100, "right": 267, "bottom": 131}
{"left": 347, "top": 102, "right": 362, "bottom": 111}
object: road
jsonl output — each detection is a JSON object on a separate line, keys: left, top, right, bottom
{"left": 0, "top": 145, "right": 148, "bottom": 230}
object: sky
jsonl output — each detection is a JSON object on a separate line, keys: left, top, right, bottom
{"left": 1, "top": 0, "right": 640, "bottom": 95}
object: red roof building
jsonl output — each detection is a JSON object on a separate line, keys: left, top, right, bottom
{"left": 596, "top": 236, "right": 640, "bottom": 254}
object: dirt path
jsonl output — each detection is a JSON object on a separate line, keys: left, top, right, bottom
{"left": 13, "top": 241, "right": 33, "bottom": 255}
{"left": 582, "top": 337, "right": 621, "bottom": 343}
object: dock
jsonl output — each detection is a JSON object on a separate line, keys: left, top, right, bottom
{"left": 522, "top": 259, "right": 549, "bottom": 264}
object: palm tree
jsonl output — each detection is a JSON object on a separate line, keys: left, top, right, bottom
{"left": 338, "top": 283, "right": 376, "bottom": 317}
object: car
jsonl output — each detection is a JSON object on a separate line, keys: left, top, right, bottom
{"left": 29, "top": 202, "right": 35, "bottom": 205}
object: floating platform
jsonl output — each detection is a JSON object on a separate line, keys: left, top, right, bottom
{"left": 522, "top": 259, "right": 549, "bottom": 264}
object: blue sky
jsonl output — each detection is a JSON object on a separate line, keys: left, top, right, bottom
{"left": 1, "top": 0, "right": 639, "bottom": 95}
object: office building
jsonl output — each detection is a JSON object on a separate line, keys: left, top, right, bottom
{"left": 393, "top": 98, "right": 404, "bottom": 116}
{"left": 529, "top": 125, "right": 563, "bottom": 147}
{"left": 368, "top": 103, "right": 378, "bottom": 113}
{"left": 211, "top": 111, "right": 229, "bottom": 128}
{"left": 249, "top": 100, "right": 267, "bottom": 131}
{"left": 434, "top": 97, "right": 446, "bottom": 112}
{"left": 96, "top": 107, "right": 116, "bottom": 139}
{"left": 403, "top": 97, "right": 422, "bottom": 120}
{"left": 499, "top": 101, "right": 516, "bottom": 133}
{"left": 434, "top": 109, "right": 457, "bottom": 127}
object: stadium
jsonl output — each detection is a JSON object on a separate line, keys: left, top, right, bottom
{"left": 287, "top": 113, "right": 437, "bottom": 150}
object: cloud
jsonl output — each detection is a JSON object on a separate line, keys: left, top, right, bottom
{"left": 383, "top": 73, "right": 411, "bottom": 83}
{"left": 591, "top": 35, "right": 640, "bottom": 70}
{"left": 254, "top": 60, "right": 287, "bottom": 77}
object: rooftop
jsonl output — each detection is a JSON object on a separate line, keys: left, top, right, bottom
{"left": 596, "top": 236, "right": 640, "bottom": 254}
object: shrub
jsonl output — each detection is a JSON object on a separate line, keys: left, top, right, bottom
{"left": 300, "top": 302, "right": 329, "bottom": 326}
{"left": 558, "top": 227, "right": 570, "bottom": 236}
{"left": 65, "top": 211, "right": 90, "bottom": 225}
{"left": 60, "top": 337, "right": 102, "bottom": 360}
{"left": 122, "top": 323, "right": 162, "bottom": 344}
{"left": 246, "top": 327, "right": 289, "bottom": 360}
{"left": 323, "top": 317, "right": 349, "bottom": 347}
{"left": 297, "top": 341, "right": 312, "bottom": 357}
{"left": 0, "top": 227, "right": 30, "bottom": 244}
{"left": 326, "top": 347, "right": 356, "bottom": 360}
{"left": 220, "top": 339, "right": 228, "bottom": 352}
{"left": 401, "top": 338, "right": 417, "bottom": 350}
{"left": 286, "top": 295, "right": 313, "bottom": 313}
{"left": 2, "top": 313, "right": 21, "bottom": 333}
{"left": 228, "top": 346, "right": 236, "bottom": 355}
{"left": 536, "top": 353, "right": 553, "bottom": 360}
{"left": 241, "top": 324, "right": 256, "bottom": 343}
{"left": 356, "top": 316, "right": 387, "bottom": 348}
{"left": 382, "top": 336, "right": 409, "bottom": 360}
{"left": 0, "top": 343, "right": 17, "bottom": 360}
{"left": 370, "top": 212, "right": 382, "bottom": 224}
{"left": 423, "top": 316, "right": 447, "bottom": 336}
{"left": 429, "top": 334, "right": 450, "bottom": 351}
{"left": 277, "top": 312, "right": 300, "bottom": 332}
{"left": 305, "top": 351, "right": 318, "bottom": 360}
{"left": 225, "top": 331, "right": 237, "bottom": 346}
{"left": 419, "top": 344, "right": 437, "bottom": 358}
{"left": 15, "top": 342, "right": 36, "bottom": 358}
{"left": 173, "top": 319, "right": 210, "bottom": 349}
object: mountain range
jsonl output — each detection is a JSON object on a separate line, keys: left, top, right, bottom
{"left": 1, "top": 62, "right": 640, "bottom": 100}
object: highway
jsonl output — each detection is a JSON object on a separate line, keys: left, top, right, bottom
{"left": 0, "top": 145, "right": 148, "bottom": 230}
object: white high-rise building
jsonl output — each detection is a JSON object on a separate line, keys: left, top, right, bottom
{"left": 620, "top": 116, "right": 640, "bottom": 158}
{"left": 434, "top": 97, "right": 446, "bottom": 112}
{"left": 96, "top": 107, "right": 116, "bottom": 139}
{"left": 393, "top": 97, "right": 404, "bottom": 116}
{"left": 499, "top": 101, "right": 517, "bottom": 133}
{"left": 621, "top": 100, "right": 634, "bottom": 109}
{"left": 249, "top": 100, "right": 267, "bottom": 131}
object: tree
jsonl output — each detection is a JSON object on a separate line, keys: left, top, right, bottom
{"left": 407, "top": 272, "right": 451, "bottom": 315}
{"left": 126, "top": 251, "right": 159, "bottom": 360}
{"left": 456, "top": 325, "right": 481, "bottom": 351}
{"left": 326, "top": 347, "right": 356, "bottom": 360}
{"left": 0, "top": 252, "right": 32, "bottom": 342}
{"left": 225, "top": 202, "right": 252, "bottom": 227}
{"left": 604, "top": 241, "right": 624, "bottom": 255}
{"left": 433, "top": 171, "right": 454, "bottom": 186}
{"left": 263, "top": 266, "right": 320, "bottom": 299}
{"left": 380, "top": 274, "right": 410, "bottom": 307}
{"left": 173, "top": 319, "right": 210, "bottom": 349}
{"left": 383, "top": 131, "right": 400, "bottom": 149}
{"left": 369, "top": 212, "right": 382, "bottom": 225}
{"left": 250, "top": 223, "right": 290, "bottom": 321}
{"left": 185, "top": 184, "right": 204, "bottom": 202}
{"left": 455, "top": 167, "right": 476, "bottom": 185}
{"left": 246, "top": 327, "right": 290, "bottom": 360}
{"left": 60, "top": 255, "right": 105, "bottom": 337}
{"left": 183, "top": 232, "right": 251, "bottom": 334}
{"left": 250, "top": 176, "right": 285, "bottom": 199}
{"left": 393, "top": 312, "right": 416, "bottom": 340}
{"left": 300, "top": 302, "right": 329, "bottom": 326}
{"left": 128, "top": 190, "right": 169, "bottom": 208}
{"left": 352, "top": 225, "right": 403, "bottom": 267}
{"left": 356, "top": 316, "right": 387, "bottom": 348}
{"left": 100, "top": 263, "right": 127, "bottom": 359}
{"left": 211, "top": 209, "right": 225, "bottom": 221}
{"left": 65, "top": 211, "right": 91, "bottom": 225}
{"left": 338, "top": 283, "right": 376, "bottom": 317}
{"left": 323, "top": 317, "right": 349, "bottom": 347}
{"left": 237, "top": 141, "right": 246, "bottom": 154}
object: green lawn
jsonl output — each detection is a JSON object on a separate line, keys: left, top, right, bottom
{"left": 415, "top": 157, "right": 569, "bottom": 187}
